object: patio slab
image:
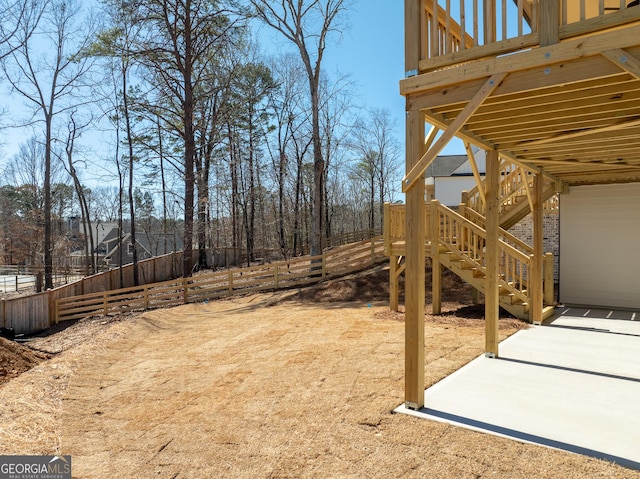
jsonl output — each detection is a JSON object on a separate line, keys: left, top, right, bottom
{"left": 396, "top": 306, "right": 640, "bottom": 470}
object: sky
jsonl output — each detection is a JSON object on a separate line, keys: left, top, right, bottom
{"left": 0, "top": 0, "right": 465, "bottom": 187}
{"left": 275, "top": 0, "right": 464, "bottom": 160}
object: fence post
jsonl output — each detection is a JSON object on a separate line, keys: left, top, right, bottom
{"left": 144, "top": 285, "right": 150, "bottom": 310}
{"left": 47, "top": 290, "right": 54, "bottom": 326}
{"left": 370, "top": 238, "right": 375, "bottom": 265}
{"left": 183, "top": 277, "right": 189, "bottom": 304}
{"left": 53, "top": 294, "right": 59, "bottom": 325}
{"left": 228, "top": 270, "right": 233, "bottom": 294}
{"left": 322, "top": 255, "right": 327, "bottom": 279}
{"left": 103, "top": 292, "right": 108, "bottom": 317}
{"left": 274, "top": 264, "right": 279, "bottom": 288}
{"left": 1, "top": 299, "right": 5, "bottom": 328}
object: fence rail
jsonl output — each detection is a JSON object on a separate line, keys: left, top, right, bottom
{"left": 1, "top": 251, "right": 186, "bottom": 334}
{"left": 54, "top": 238, "right": 386, "bottom": 324}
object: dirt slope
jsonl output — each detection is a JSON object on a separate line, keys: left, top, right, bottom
{"left": 0, "top": 268, "right": 636, "bottom": 478}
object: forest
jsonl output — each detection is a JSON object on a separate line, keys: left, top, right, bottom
{"left": 0, "top": 0, "right": 402, "bottom": 289}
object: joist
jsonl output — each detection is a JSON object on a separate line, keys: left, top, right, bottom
{"left": 602, "top": 49, "right": 640, "bottom": 80}
{"left": 402, "top": 72, "right": 508, "bottom": 192}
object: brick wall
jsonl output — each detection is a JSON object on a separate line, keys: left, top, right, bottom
{"left": 508, "top": 213, "right": 560, "bottom": 282}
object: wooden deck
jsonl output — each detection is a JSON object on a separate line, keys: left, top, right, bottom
{"left": 402, "top": 0, "right": 640, "bottom": 189}
{"left": 400, "top": 0, "right": 640, "bottom": 409}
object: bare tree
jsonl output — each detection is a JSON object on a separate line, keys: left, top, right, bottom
{"left": 249, "top": 0, "right": 351, "bottom": 256}
{"left": 349, "top": 108, "right": 401, "bottom": 231}
{"left": 1, "top": 0, "right": 97, "bottom": 288}
{"left": 57, "top": 111, "right": 96, "bottom": 275}
{"left": 4, "top": 137, "right": 69, "bottom": 267}
{"left": 0, "top": 0, "right": 44, "bottom": 62}
{"left": 265, "top": 52, "right": 308, "bottom": 259}
{"left": 130, "top": 0, "right": 242, "bottom": 277}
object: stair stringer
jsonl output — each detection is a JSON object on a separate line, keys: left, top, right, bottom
{"left": 499, "top": 185, "right": 558, "bottom": 230}
{"left": 431, "top": 246, "right": 530, "bottom": 320}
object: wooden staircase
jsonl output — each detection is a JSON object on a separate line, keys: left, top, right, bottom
{"left": 384, "top": 159, "right": 558, "bottom": 322}
{"left": 436, "top": 245, "right": 554, "bottom": 321}
{"left": 464, "top": 157, "right": 561, "bottom": 229}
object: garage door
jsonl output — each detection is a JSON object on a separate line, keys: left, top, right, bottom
{"left": 560, "top": 183, "right": 640, "bottom": 309}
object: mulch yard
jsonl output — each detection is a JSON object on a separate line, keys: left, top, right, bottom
{"left": 0, "top": 267, "right": 637, "bottom": 478}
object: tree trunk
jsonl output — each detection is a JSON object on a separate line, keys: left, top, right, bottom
{"left": 278, "top": 152, "right": 286, "bottom": 259}
{"left": 158, "top": 117, "right": 168, "bottom": 255}
{"left": 182, "top": 9, "right": 195, "bottom": 278}
{"left": 44, "top": 112, "right": 53, "bottom": 289}
{"left": 122, "top": 69, "right": 139, "bottom": 286}
{"left": 310, "top": 82, "right": 324, "bottom": 257}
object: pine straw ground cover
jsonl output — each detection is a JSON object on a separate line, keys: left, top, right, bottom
{"left": 0, "top": 268, "right": 637, "bottom": 478}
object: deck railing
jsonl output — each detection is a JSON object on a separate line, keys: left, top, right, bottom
{"left": 419, "top": 0, "right": 640, "bottom": 71}
{"left": 384, "top": 203, "right": 432, "bottom": 254}
{"left": 464, "top": 157, "right": 559, "bottom": 219}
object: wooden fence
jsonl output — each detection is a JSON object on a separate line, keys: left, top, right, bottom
{"left": 54, "top": 238, "right": 385, "bottom": 324}
{"left": 1, "top": 251, "right": 187, "bottom": 335}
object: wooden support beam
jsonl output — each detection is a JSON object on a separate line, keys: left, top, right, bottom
{"left": 531, "top": 172, "right": 544, "bottom": 325}
{"left": 602, "top": 49, "right": 640, "bottom": 80}
{"left": 404, "top": 0, "right": 425, "bottom": 411}
{"left": 402, "top": 73, "right": 507, "bottom": 192}
{"left": 404, "top": 109, "right": 426, "bottom": 410}
{"left": 527, "top": 158, "right": 640, "bottom": 171}
{"left": 401, "top": 23, "right": 640, "bottom": 96}
{"left": 464, "top": 142, "right": 486, "bottom": 206}
{"left": 521, "top": 167, "right": 535, "bottom": 214}
{"left": 472, "top": 288, "right": 481, "bottom": 305}
{"left": 405, "top": 0, "right": 420, "bottom": 78}
{"left": 483, "top": 0, "right": 496, "bottom": 44}
{"left": 544, "top": 252, "right": 555, "bottom": 307}
{"left": 424, "top": 123, "right": 439, "bottom": 150}
{"left": 430, "top": 200, "right": 441, "bottom": 315}
{"left": 390, "top": 255, "right": 399, "bottom": 312}
{"left": 485, "top": 149, "right": 500, "bottom": 358}
{"left": 518, "top": 117, "right": 640, "bottom": 147}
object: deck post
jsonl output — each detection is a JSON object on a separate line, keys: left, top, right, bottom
{"left": 531, "top": 172, "right": 545, "bottom": 324}
{"left": 539, "top": 0, "right": 559, "bottom": 46}
{"left": 404, "top": 109, "right": 426, "bottom": 410}
{"left": 485, "top": 149, "right": 499, "bottom": 358}
{"left": 483, "top": 0, "right": 496, "bottom": 44}
{"left": 404, "top": 0, "right": 425, "bottom": 411}
{"left": 544, "top": 252, "right": 554, "bottom": 306}
{"left": 431, "top": 200, "right": 441, "bottom": 315}
{"left": 390, "top": 255, "right": 399, "bottom": 312}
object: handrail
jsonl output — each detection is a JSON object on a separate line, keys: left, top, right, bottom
{"left": 433, "top": 202, "right": 530, "bottom": 302}
{"left": 462, "top": 207, "right": 534, "bottom": 255}
{"left": 465, "top": 157, "right": 558, "bottom": 219}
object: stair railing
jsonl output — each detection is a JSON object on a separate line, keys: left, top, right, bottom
{"left": 462, "top": 207, "right": 534, "bottom": 256}
{"left": 465, "top": 157, "right": 559, "bottom": 219}
{"left": 433, "top": 201, "right": 530, "bottom": 304}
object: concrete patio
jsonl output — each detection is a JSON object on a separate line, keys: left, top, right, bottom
{"left": 396, "top": 306, "right": 640, "bottom": 470}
